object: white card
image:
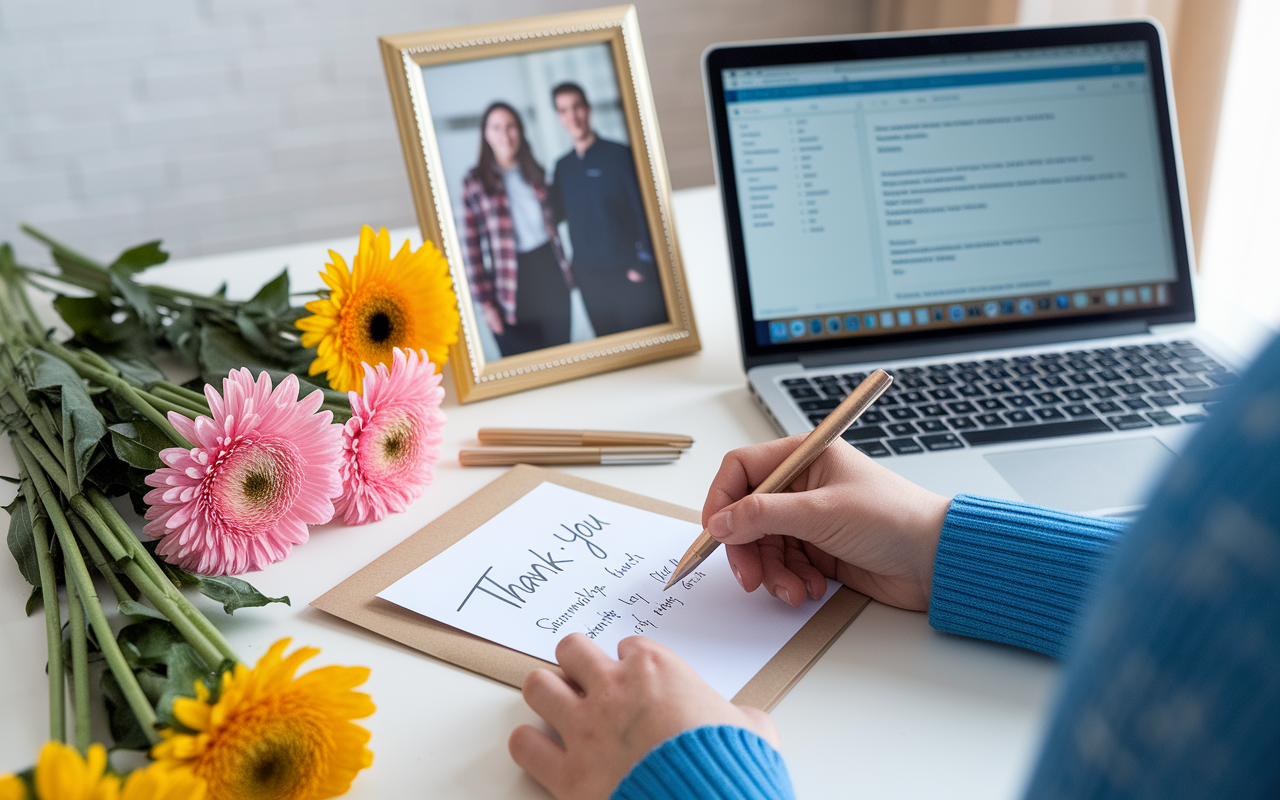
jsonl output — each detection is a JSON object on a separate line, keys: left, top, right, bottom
{"left": 378, "top": 482, "right": 839, "bottom": 699}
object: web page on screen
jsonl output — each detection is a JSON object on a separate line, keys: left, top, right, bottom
{"left": 723, "top": 42, "right": 1180, "bottom": 346}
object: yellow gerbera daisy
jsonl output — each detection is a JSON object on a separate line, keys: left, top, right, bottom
{"left": 0, "top": 774, "right": 27, "bottom": 800}
{"left": 5, "top": 742, "right": 118, "bottom": 800}
{"left": 152, "top": 639, "right": 374, "bottom": 800}
{"left": 296, "top": 225, "right": 459, "bottom": 393}
{"left": 119, "top": 764, "right": 205, "bottom": 800}
{"left": 0, "top": 745, "right": 207, "bottom": 800}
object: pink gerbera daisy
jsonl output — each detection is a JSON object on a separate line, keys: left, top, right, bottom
{"left": 142, "top": 370, "right": 343, "bottom": 576}
{"left": 335, "top": 347, "right": 446, "bottom": 525}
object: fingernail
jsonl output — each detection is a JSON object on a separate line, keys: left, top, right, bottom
{"left": 709, "top": 510, "right": 732, "bottom": 540}
{"left": 779, "top": 587, "right": 792, "bottom": 605}
{"left": 805, "top": 580, "right": 816, "bottom": 600}
{"left": 732, "top": 565, "right": 744, "bottom": 589}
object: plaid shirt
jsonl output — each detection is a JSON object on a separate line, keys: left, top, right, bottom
{"left": 461, "top": 169, "right": 571, "bottom": 326}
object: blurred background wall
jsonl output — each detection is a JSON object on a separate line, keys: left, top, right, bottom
{"left": 0, "top": 0, "right": 1239, "bottom": 271}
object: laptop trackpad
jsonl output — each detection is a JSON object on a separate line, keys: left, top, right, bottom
{"left": 983, "top": 437, "right": 1175, "bottom": 515}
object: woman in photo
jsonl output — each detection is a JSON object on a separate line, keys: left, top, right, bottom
{"left": 461, "top": 102, "right": 574, "bottom": 357}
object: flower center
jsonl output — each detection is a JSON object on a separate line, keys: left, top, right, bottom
{"left": 380, "top": 422, "right": 410, "bottom": 462}
{"left": 241, "top": 468, "right": 276, "bottom": 508}
{"left": 213, "top": 722, "right": 317, "bottom": 800}
{"left": 368, "top": 312, "right": 392, "bottom": 343}
{"left": 204, "top": 438, "right": 303, "bottom": 537}
{"left": 352, "top": 294, "right": 406, "bottom": 357}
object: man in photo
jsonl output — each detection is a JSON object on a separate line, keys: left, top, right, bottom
{"left": 550, "top": 82, "right": 668, "bottom": 336}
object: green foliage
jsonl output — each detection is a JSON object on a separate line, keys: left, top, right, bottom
{"left": 5, "top": 494, "right": 41, "bottom": 587}
{"left": 108, "top": 420, "right": 172, "bottom": 472}
{"left": 19, "top": 349, "right": 108, "bottom": 490}
{"left": 109, "top": 241, "right": 169, "bottom": 276}
{"left": 116, "top": 618, "right": 223, "bottom": 734}
{"left": 103, "top": 355, "right": 167, "bottom": 388}
{"left": 117, "top": 599, "right": 167, "bottom": 622}
{"left": 28, "top": 229, "right": 321, "bottom": 391}
{"left": 102, "top": 669, "right": 154, "bottom": 750}
{"left": 161, "top": 559, "right": 291, "bottom": 615}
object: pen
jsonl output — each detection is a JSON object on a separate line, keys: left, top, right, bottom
{"left": 477, "top": 428, "right": 693, "bottom": 449}
{"left": 663, "top": 369, "right": 893, "bottom": 590}
{"left": 459, "top": 446, "right": 682, "bottom": 467}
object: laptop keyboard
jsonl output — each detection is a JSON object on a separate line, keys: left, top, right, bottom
{"left": 783, "top": 340, "right": 1237, "bottom": 458}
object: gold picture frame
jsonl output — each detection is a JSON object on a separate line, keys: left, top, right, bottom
{"left": 379, "top": 5, "right": 700, "bottom": 403}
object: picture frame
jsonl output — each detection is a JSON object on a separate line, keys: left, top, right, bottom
{"left": 379, "top": 5, "right": 700, "bottom": 403}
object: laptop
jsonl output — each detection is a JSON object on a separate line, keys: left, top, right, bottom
{"left": 703, "top": 21, "right": 1241, "bottom": 514}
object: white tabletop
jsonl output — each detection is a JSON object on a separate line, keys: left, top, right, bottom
{"left": 16, "top": 184, "right": 1270, "bottom": 797}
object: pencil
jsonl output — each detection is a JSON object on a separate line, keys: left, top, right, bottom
{"left": 477, "top": 428, "right": 693, "bottom": 449}
{"left": 662, "top": 369, "right": 894, "bottom": 590}
{"left": 459, "top": 446, "right": 682, "bottom": 467}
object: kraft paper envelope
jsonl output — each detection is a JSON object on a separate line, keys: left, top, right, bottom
{"left": 311, "top": 464, "right": 870, "bottom": 711}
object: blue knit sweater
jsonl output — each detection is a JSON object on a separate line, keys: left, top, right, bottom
{"left": 612, "top": 334, "right": 1280, "bottom": 800}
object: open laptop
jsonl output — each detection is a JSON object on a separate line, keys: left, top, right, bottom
{"left": 703, "top": 21, "right": 1241, "bottom": 514}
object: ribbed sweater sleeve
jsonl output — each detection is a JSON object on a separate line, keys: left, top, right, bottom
{"left": 1026, "top": 334, "right": 1280, "bottom": 799}
{"left": 612, "top": 726, "right": 794, "bottom": 800}
{"left": 929, "top": 494, "right": 1125, "bottom": 657}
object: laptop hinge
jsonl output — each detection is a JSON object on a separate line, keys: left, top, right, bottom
{"left": 797, "top": 320, "right": 1150, "bottom": 369}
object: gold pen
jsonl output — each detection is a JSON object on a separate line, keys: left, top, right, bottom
{"left": 477, "top": 428, "right": 693, "bottom": 449}
{"left": 663, "top": 369, "right": 893, "bottom": 590}
{"left": 459, "top": 445, "right": 682, "bottom": 467}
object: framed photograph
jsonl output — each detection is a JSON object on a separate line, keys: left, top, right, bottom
{"left": 379, "top": 5, "right": 700, "bottom": 402}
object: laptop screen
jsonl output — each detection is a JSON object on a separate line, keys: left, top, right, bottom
{"left": 706, "top": 23, "right": 1194, "bottom": 362}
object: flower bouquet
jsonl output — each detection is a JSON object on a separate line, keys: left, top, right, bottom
{"left": 0, "top": 224, "right": 459, "bottom": 799}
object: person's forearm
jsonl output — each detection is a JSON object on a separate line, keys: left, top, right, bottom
{"left": 612, "top": 726, "right": 794, "bottom": 800}
{"left": 928, "top": 495, "right": 1125, "bottom": 657}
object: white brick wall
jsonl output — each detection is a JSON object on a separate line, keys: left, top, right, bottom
{"left": 0, "top": 0, "right": 878, "bottom": 264}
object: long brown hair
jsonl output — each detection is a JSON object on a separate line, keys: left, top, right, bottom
{"left": 474, "top": 102, "right": 545, "bottom": 196}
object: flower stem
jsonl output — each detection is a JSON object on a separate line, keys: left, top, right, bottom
{"left": 16, "top": 471, "right": 65, "bottom": 744}
{"left": 69, "top": 511, "right": 132, "bottom": 605}
{"left": 68, "top": 494, "right": 128, "bottom": 562}
{"left": 148, "top": 385, "right": 209, "bottom": 418}
{"left": 155, "top": 381, "right": 210, "bottom": 408}
{"left": 13, "top": 439, "right": 161, "bottom": 745}
{"left": 68, "top": 511, "right": 223, "bottom": 670}
{"left": 12, "top": 427, "right": 71, "bottom": 495}
{"left": 40, "top": 338, "right": 193, "bottom": 448}
{"left": 84, "top": 488, "right": 238, "bottom": 665}
{"left": 65, "top": 575, "right": 92, "bottom": 754}
{"left": 142, "top": 391, "right": 204, "bottom": 420}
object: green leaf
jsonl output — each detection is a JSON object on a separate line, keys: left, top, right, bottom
{"left": 26, "top": 585, "right": 42, "bottom": 616}
{"left": 108, "top": 420, "right": 172, "bottom": 471}
{"left": 241, "top": 268, "right": 291, "bottom": 318}
{"left": 109, "top": 267, "right": 162, "bottom": 337}
{"left": 103, "top": 355, "right": 167, "bottom": 388}
{"left": 200, "top": 325, "right": 347, "bottom": 408}
{"left": 118, "top": 618, "right": 185, "bottom": 670}
{"left": 101, "top": 670, "right": 153, "bottom": 751}
{"left": 52, "top": 294, "right": 115, "bottom": 336}
{"left": 52, "top": 293, "right": 150, "bottom": 351}
{"left": 157, "top": 557, "right": 290, "bottom": 615}
{"left": 194, "top": 574, "right": 290, "bottom": 615}
{"left": 5, "top": 494, "right": 41, "bottom": 587}
{"left": 109, "top": 241, "right": 169, "bottom": 276}
{"left": 85, "top": 448, "right": 152, "bottom": 515}
{"left": 118, "top": 599, "right": 167, "bottom": 622}
{"left": 235, "top": 311, "right": 275, "bottom": 356}
{"left": 154, "top": 642, "right": 208, "bottom": 726}
{"left": 0, "top": 242, "right": 17, "bottom": 282}
{"left": 164, "top": 307, "right": 201, "bottom": 366}
{"left": 20, "top": 349, "right": 108, "bottom": 490}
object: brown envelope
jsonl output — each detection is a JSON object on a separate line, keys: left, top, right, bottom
{"left": 311, "top": 464, "right": 869, "bottom": 710}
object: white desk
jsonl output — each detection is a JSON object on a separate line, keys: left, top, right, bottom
{"left": 4, "top": 186, "right": 1270, "bottom": 797}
